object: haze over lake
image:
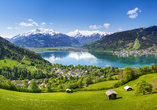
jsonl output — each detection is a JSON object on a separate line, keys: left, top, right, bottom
{"left": 37, "top": 51, "right": 157, "bottom": 68}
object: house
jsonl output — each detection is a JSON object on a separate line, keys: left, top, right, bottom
{"left": 17, "top": 84, "right": 24, "bottom": 88}
{"left": 105, "top": 90, "right": 118, "bottom": 100}
{"left": 124, "top": 86, "right": 132, "bottom": 91}
{"left": 11, "top": 80, "right": 15, "bottom": 83}
{"left": 28, "top": 81, "right": 31, "bottom": 85}
{"left": 84, "top": 84, "right": 88, "bottom": 87}
{"left": 66, "top": 89, "right": 71, "bottom": 93}
{"left": 43, "top": 78, "right": 48, "bottom": 83}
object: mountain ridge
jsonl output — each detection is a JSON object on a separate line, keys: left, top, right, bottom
{"left": 8, "top": 28, "right": 111, "bottom": 46}
{"left": 83, "top": 26, "right": 157, "bottom": 51}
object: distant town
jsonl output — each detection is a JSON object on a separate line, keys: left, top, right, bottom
{"left": 113, "top": 46, "right": 157, "bottom": 57}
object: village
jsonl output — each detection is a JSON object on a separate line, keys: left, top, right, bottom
{"left": 9, "top": 65, "right": 91, "bottom": 90}
{"left": 113, "top": 46, "right": 157, "bottom": 57}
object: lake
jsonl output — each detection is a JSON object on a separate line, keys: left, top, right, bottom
{"left": 37, "top": 51, "right": 157, "bottom": 68}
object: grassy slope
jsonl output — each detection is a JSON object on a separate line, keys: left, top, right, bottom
{"left": 0, "top": 58, "right": 37, "bottom": 72}
{"left": 84, "top": 80, "right": 118, "bottom": 89}
{"left": 1, "top": 73, "right": 157, "bottom": 110}
{"left": 0, "top": 59, "right": 19, "bottom": 67}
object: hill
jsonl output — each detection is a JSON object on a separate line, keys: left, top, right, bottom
{"left": 0, "top": 36, "right": 52, "bottom": 79}
{"left": 83, "top": 26, "right": 157, "bottom": 51}
{"left": 10, "top": 28, "right": 80, "bottom": 48}
{"left": 1, "top": 73, "right": 157, "bottom": 110}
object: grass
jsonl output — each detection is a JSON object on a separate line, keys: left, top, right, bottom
{"left": 0, "top": 58, "right": 19, "bottom": 67}
{"left": 1, "top": 73, "right": 157, "bottom": 110}
{"left": 134, "top": 38, "right": 141, "bottom": 50}
{"left": 0, "top": 58, "right": 37, "bottom": 72}
{"left": 84, "top": 80, "right": 118, "bottom": 89}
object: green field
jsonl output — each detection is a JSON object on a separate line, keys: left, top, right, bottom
{"left": 0, "top": 59, "right": 19, "bottom": 67}
{"left": 0, "top": 58, "right": 37, "bottom": 72}
{"left": 84, "top": 80, "right": 117, "bottom": 89}
{"left": 1, "top": 73, "right": 157, "bottom": 110}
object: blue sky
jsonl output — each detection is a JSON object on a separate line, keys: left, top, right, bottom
{"left": 0, "top": 0, "right": 157, "bottom": 38}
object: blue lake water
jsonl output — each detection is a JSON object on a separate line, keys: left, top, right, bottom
{"left": 37, "top": 51, "right": 157, "bottom": 68}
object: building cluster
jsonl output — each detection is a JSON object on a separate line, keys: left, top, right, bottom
{"left": 114, "top": 46, "right": 157, "bottom": 57}
{"left": 11, "top": 78, "right": 48, "bottom": 89}
{"left": 54, "top": 68, "right": 86, "bottom": 78}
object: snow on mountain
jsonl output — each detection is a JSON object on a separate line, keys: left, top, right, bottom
{"left": 10, "top": 28, "right": 112, "bottom": 45}
{"left": 10, "top": 28, "right": 60, "bottom": 43}
{"left": 66, "top": 29, "right": 112, "bottom": 45}
{"left": 66, "top": 29, "right": 110, "bottom": 38}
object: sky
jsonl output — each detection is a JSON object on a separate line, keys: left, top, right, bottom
{"left": 0, "top": 0, "right": 157, "bottom": 38}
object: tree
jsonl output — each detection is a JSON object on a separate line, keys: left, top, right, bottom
{"left": 107, "top": 74, "right": 112, "bottom": 81}
{"left": 150, "top": 78, "right": 157, "bottom": 92}
{"left": 29, "top": 81, "right": 39, "bottom": 92}
{"left": 0, "top": 75, "right": 6, "bottom": 82}
{"left": 23, "top": 79, "right": 28, "bottom": 89}
{"left": 83, "top": 77, "right": 92, "bottom": 84}
{"left": 77, "top": 80, "right": 83, "bottom": 88}
{"left": 123, "top": 66, "right": 134, "bottom": 82}
{"left": 136, "top": 80, "right": 152, "bottom": 95}
{"left": 46, "top": 82, "right": 51, "bottom": 92}
{"left": 118, "top": 69, "right": 123, "bottom": 80}
{"left": 150, "top": 64, "right": 156, "bottom": 73}
{"left": 67, "top": 83, "right": 72, "bottom": 89}
{"left": 142, "top": 65, "right": 150, "bottom": 74}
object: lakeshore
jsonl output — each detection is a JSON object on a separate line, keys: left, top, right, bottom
{"left": 113, "top": 46, "right": 157, "bottom": 57}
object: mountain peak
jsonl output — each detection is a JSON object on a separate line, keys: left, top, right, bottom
{"left": 11, "top": 28, "right": 59, "bottom": 42}
{"left": 66, "top": 29, "right": 110, "bottom": 38}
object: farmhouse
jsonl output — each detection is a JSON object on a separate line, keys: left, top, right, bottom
{"left": 66, "top": 89, "right": 71, "bottom": 93}
{"left": 105, "top": 90, "right": 118, "bottom": 100}
{"left": 124, "top": 86, "right": 132, "bottom": 91}
{"left": 84, "top": 84, "right": 88, "bottom": 87}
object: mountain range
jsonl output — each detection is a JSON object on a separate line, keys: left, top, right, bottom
{"left": 66, "top": 29, "right": 110, "bottom": 45}
{"left": 83, "top": 26, "right": 157, "bottom": 51}
{"left": 7, "top": 28, "right": 109, "bottom": 47}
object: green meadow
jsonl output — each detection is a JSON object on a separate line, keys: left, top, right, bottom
{"left": 84, "top": 80, "right": 118, "bottom": 89}
{"left": 0, "top": 58, "right": 42, "bottom": 72}
{"left": 1, "top": 73, "right": 157, "bottom": 110}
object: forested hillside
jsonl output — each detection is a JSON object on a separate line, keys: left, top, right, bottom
{"left": 0, "top": 36, "right": 52, "bottom": 80}
{"left": 83, "top": 26, "right": 157, "bottom": 51}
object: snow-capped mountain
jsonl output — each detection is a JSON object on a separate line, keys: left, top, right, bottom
{"left": 66, "top": 29, "right": 109, "bottom": 37}
{"left": 66, "top": 29, "right": 111, "bottom": 45}
{"left": 9, "top": 28, "right": 111, "bottom": 47}
{"left": 10, "top": 28, "right": 59, "bottom": 43}
{"left": 10, "top": 28, "right": 80, "bottom": 48}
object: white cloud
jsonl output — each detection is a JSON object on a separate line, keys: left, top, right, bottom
{"left": 103, "top": 23, "right": 110, "bottom": 28}
{"left": 32, "top": 21, "right": 38, "bottom": 26}
{"left": 28, "top": 19, "right": 33, "bottom": 22}
{"left": 7, "top": 27, "right": 12, "bottom": 29}
{"left": 119, "top": 28, "right": 123, "bottom": 30}
{"left": 19, "top": 19, "right": 38, "bottom": 27}
{"left": 19, "top": 22, "right": 33, "bottom": 26}
{"left": 49, "top": 23, "right": 53, "bottom": 25}
{"left": 15, "top": 27, "right": 18, "bottom": 29}
{"left": 41, "top": 22, "right": 46, "bottom": 25}
{"left": 127, "top": 7, "right": 141, "bottom": 19}
{"left": 89, "top": 25, "right": 101, "bottom": 29}
{"left": 139, "top": 9, "right": 141, "bottom": 13}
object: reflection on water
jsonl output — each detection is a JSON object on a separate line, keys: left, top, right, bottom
{"left": 68, "top": 52, "right": 96, "bottom": 60}
{"left": 37, "top": 51, "right": 157, "bottom": 68}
